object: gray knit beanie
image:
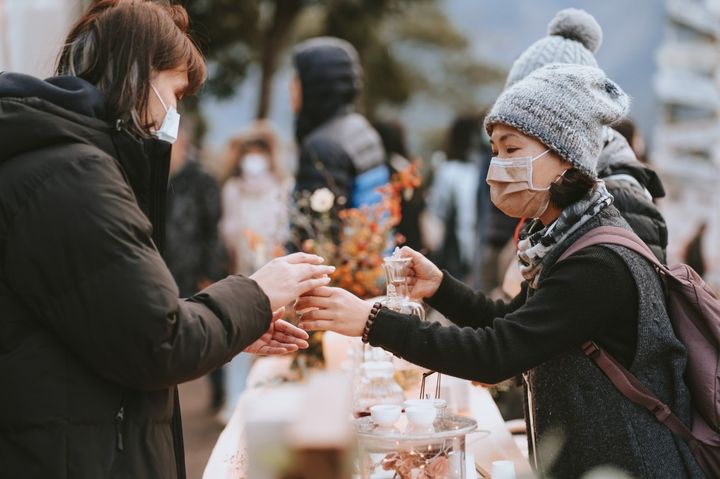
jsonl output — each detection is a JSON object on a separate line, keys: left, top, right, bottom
{"left": 505, "top": 8, "right": 602, "bottom": 88}
{"left": 485, "top": 64, "right": 630, "bottom": 179}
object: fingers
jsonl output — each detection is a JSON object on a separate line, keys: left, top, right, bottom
{"left": 271, "top": 307, "right": 286, "bottom": 322}
{"left": 298, "top": 308, "right": 333, "bottom": 323}
{"left": 295, "top": 296, "right": 331, "bottom": 312}
{"left": 297, "top": 276, "right": 332, "bottom": 295}
{"left": 273, "top": 319, "right": 310, "bottom": 341}
{"left": 257, "top": 346, "right": 294, "bottom": 355}
{"left": 284, "top": 252, "right": 325, "bottom": 265}
{"left": 301, "top": 286, "right": 334, "bottom": 298}
{"left": 297, "top": 319, "right": 335, "bottom": 332}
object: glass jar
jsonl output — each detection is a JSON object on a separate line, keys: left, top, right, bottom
{"left": 353, "top": 361, "right": 405, "bottom": 417}
{"left": 354, "top": 413, "right": 483, "bottom": 479}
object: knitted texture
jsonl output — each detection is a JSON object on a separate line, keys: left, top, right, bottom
{"left": 526, "top": 207, "right": 703, "bottom": 478}
{"left": 485, "top": 64, "right": 630, "bottom": 179}
{"left": 506, "top": 8, "right": 602, "bottom": 88}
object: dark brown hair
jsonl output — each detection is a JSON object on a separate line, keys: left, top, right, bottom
{"left": 56, "top": 0, "right": 206, "bottom": 135}
{"left": 549, "top": 168, "right": 595, "bottom": 209}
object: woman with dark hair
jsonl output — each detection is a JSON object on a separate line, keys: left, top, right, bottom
{"left": 297, "top": 64, "right": 704, "bottom": 478}
{"left": 0, "top": 1, "right": 331, "bottom": 477}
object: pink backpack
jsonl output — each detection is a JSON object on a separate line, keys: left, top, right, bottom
{"left": 559, "top": 226, "right": 720, "bottom": 477}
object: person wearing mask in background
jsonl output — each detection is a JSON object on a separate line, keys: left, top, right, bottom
{"left": 218, "top": 121, "right": 292, "bottom": 424}
{"left": 374, "top": 119, "right": 425, "bottom": 251}
{"left": 0, "top": 1, "right": 332, "bottom": 478}
{"left": 425, "top": 113, "right": 483, "bottom": 280}
{"left": 504, "top": 8, "right": 668, "bottom": 263}
{"left": 298, "top": 64, "right": 704, "bottom": 478}
{"left": 165, "top": 122, "right": 229, "bottom": 415}
{"left": 290, "top": 37, "right": 387, "bottom": 245}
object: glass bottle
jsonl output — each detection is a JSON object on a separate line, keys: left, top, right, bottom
{"left": 353, "top": 361, "right": 405, "bottom": 417}
{"left": 381, "top": 248, "right": 425, "bottom": 320}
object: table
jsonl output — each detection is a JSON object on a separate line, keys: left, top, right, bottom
{"left": 204, "top": 355, "right": 533, "bottom": 478}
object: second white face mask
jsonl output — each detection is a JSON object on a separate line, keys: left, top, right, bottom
{"left": 151, "top": 84, "right": 180, "bottom": 144}
{"left": 241, "top": 153, "right": 271, "bottom": 177}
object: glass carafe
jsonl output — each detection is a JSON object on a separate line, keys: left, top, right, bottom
{"left": 381, "top": 248, "right": 429, "bottom": 393}
{"left": 381, "top": 248, "right": 425, "bottom": 320}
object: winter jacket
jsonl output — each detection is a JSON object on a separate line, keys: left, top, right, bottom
{"left": 291, "top": 38, "right": 386, "bottom": 245}
{"left": 368, "top": 206, "right": 702, "bottom": 478}
{"left": 0, "top": 72, "right": 271, "bottom": 479}
{"left": 166, "top": 159, "right": 228, "bottom": 297}
{"left": 597, "top": 128, "right": 668, "bottom": 263}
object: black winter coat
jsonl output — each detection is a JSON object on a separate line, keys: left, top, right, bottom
{"left": 0, "top": 73, "right": 271, "bottom": 478}
{"left": 597, "top": 129, "right": 668, "bottom": 263}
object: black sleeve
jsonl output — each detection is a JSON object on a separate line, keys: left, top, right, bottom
{"left": 5, "top": 155, "right": 271, "bottom": 391}
{"left": 369, "top": 246, "right": 638, "bottom": 384}
{"left": 197, "top": 171, "right": 229, "bottom": 281}
{"left": 425, "top": 272, "right": 528, "bottom": 329}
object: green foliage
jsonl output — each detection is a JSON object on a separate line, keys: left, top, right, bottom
{"left": 182, "top": 0, "right": 504, "bottom": 119}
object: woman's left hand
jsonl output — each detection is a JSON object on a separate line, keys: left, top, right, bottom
{"left": 295, "top": 287, "right": 373, "bottom": 337}
{"left": 243, "top": 308, "right": 310, "bottom": 355}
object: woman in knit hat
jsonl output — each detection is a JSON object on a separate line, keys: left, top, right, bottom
{"left": 504, "top": 7, "right": 669, "bottom": 263}
{"left": 297, "top": 64, "right": 704, "bottom": 478}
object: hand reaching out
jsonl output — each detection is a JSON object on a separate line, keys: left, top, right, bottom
{"left": 243, "top": 308, "right": 310, "bottom": 355}
{"left": 295, "top": 287, "right": 373, "bottom": 337}
{"left": 250, "top": 252, "right": 335, "bottom": 311}
{"left": 399, "top": 246, "right": 443, "bottom": 300}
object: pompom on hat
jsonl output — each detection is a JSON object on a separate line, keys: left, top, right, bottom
{"left": 485, "top": 64, "right": 630, "bottom": 179}
{"left": 505, "top": 8, "right": 603, "bottom": 88}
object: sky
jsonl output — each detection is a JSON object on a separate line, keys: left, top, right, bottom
{"left": 201, "top": 0, "right": 668, "bottom": 152}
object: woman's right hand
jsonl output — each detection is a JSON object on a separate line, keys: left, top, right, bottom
{"left": 400, "top": 246, "right": 443, "bottom": 300}
{"left": 250, "top": 253, "right": 335, "bottom": 311}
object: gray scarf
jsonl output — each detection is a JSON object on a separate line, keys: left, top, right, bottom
{"left": 517, "top": 181, "right": 614, "bottom": 288}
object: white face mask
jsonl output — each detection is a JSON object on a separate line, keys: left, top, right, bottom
{"left": 150, "top": 84, "right": 180, "bottom": 144}
{"left": 241, "top": 153, "right": 270, "bottom": 177}
{"left": 486, "top": 149, "right": 557, "bottom": 218}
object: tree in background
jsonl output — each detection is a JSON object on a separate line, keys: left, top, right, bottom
{"left": 183, "top": 0, "right": 504, "bottom": 121}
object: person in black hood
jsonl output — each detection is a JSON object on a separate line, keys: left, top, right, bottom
{"left": 0, "top": 2, "right": 333, "bottom": 478}
{"left": 290, "top": 37, "right": 387, "bottom": 244}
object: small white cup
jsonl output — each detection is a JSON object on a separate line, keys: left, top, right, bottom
{"left": 491, "top": 460, "right": 516, "bottom": 479}
{"left": 403, "top": 398, "right": 447, "bottom": 412}
{"left": 370, "top": 404, "right": 402, "bottom": 427}
{"left": 405, "top": 405, "right": 437, "bottom": 426}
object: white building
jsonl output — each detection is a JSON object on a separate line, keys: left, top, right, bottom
{"left": 654, "top": 0, "right": 720, "bottom": 285}
{"left": 0, "top": 0, "right": 84, "bottom": 77}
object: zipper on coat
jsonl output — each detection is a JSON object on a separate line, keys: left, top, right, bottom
{"left": 115, "top": 405, "right": 125, "bottom": 451}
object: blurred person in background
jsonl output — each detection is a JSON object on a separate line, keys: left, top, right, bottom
{"left": 290, "top": 36, "right": 387, "bottom": 244}
{"left": 374, "top": 119, "right": 424, "bottom": 251}
{"left": 504, "top": 8, "right": 668, "bottom": 263}
{"left": 613, "top": 117, "right": 649, "bottom": 164}
{"left": 0, "top": 1, "right": 332, "bottom": 477}
{"left": 425, "top": 113, "right": 484, "bottom": 280}
{"left": 165, "top": 122, "right": 229, "bottom": 415}
{"left": 218, "top": 121, "right": 292, "bottom": 424}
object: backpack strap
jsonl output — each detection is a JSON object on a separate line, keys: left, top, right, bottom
{"left": 560, "top": 228, "right": 700, "bottom": 448}
{"left": 558, "top": 226, "right": 666, "bottom": 272}
{"left": 582, "top": 341, "right": 700, "bottom": 450}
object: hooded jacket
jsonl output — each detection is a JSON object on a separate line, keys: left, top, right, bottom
{"left": 291, "top": 38, "right": 386, "bottom": 230}
{"left": 597, "top": 128, "right": 667, "bottom": 263}
{"left": 0, "top": 72, "right": 271, "bottom": 479}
